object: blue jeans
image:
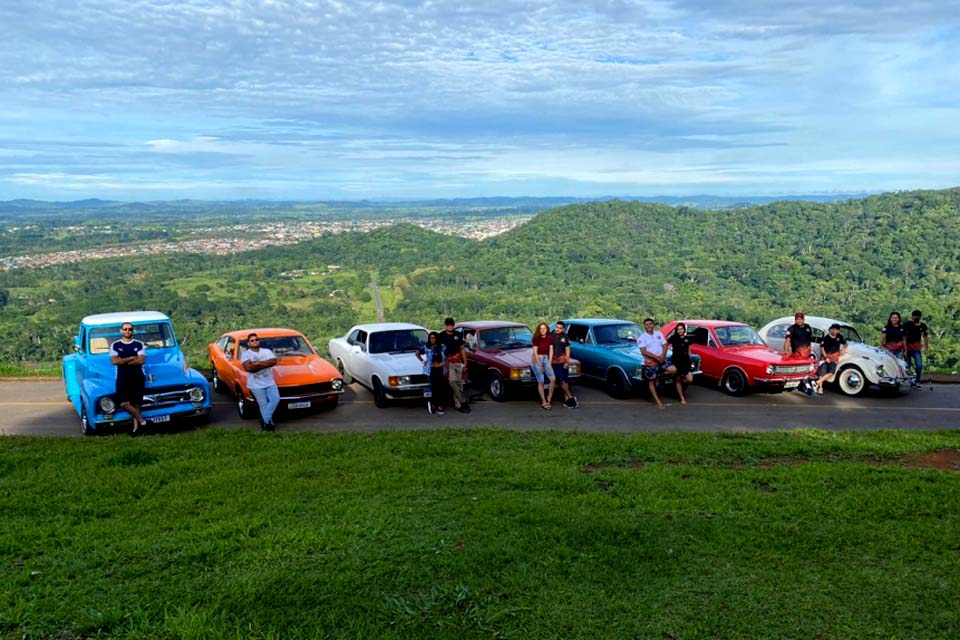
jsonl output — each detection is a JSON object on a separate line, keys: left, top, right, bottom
{"left": 251, "top": 385, "right": 281, "bottom": 424}
{"left": 532, "top": 355, "right": 555, "bottom": 384}
{"left": 906, "top": 350, "right": 923, "bottom": 384}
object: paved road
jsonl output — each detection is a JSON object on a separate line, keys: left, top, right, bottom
{"left": 2, "top": 378, "right": 960, "bottom": 437}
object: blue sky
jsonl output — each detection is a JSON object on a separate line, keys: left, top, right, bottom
{"left": 1, "top": 0, "right": 958, "bottom": 200}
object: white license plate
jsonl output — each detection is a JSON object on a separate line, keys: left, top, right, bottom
{"left": 784, "top": 380, "right": 800, "bottom": 389}
{"left": 148, "top": 414, "right": 170, "bottom": 423}
{"left": 288, "top": 401, "right": 312, "bottom": 409}
{"left": 423, "top": 389, "right": 432, "bottom": 398}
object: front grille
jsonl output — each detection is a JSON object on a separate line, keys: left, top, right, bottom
{"left": 772, "top": 365, "right": 810, "bottom": 375}
{"left": 281, "top": 381, "right": 335, "bottom": 397}
{"left": 407, "top": 374, "right": 429, "bottom": 385}
{"left": 142, "top": 387, "right": 196, "bottom": 408}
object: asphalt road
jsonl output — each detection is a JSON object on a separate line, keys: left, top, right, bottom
{"left": 3, "top": 378, "right": 960, "bottom": 437}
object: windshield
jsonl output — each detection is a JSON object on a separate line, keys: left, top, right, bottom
{"left": 714, "top": 325, "right": 766, "bottom": 347}
{"left": 593, "top": 323, "right": 642, "bottom": 345}
{"left": 368, "top": 329, "right": 428, "bottom": 354}
{"left": 240, "top": 335, "right": 314, "bottom": 357}
{"left": 836, "top": 325, "right": 863, "bottom": 343}
{"left": 480, "top": 326, "right": 533, "bottom": 349}
{"left": 88, "top": 323, "right": 176, "bottom": 354}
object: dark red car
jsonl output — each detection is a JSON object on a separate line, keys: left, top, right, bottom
{"left": 455, "top": 321, "right": 581, "bottom": 401}
{"left": 661, "top": 320, "right": 816, "bottom": 396}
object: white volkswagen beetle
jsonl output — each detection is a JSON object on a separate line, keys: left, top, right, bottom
{"left": 328, "top": 322, "right": 431, "bottom": 407}
{"left": 758, "top": 316, "right": 912, "bottom": 396}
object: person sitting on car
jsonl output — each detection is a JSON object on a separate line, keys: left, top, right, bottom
{"left": 637, "top": 318, "right": 676, "bottom": 410}
{"left": 813, "top": 323, "right": 848, "bottom": 395}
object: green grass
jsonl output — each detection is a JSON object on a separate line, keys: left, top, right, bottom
{"left": 1, "top": 429, "right": 959, "bottom": 639}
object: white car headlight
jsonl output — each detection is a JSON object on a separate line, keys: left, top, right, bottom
{"left": 332, "top": 378, "right": 343, "bottom": 390}
{"left": 188, "top": 387, "right": 205, "bottom": 402}
{"left": 99, "top": 397, "right": 116, "bottom": 414}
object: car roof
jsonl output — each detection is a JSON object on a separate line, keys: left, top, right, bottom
{"left": 81, "top": 311, "right": 169, "bottom": 327}
{"left": 351, "top": 322, "right": 427, "bottom": 332}
{"left": 765, "top": 316, "right": 855, "bottom": 329}
{"left": 673, "top": 319, "right": 750, "bottom": 328}
{"left": 219, "top": 328, "right": 307, "bottom": 340}
{"left": 562, "top": 318, "right": 636, "bottom": 326}
{"left": 457, "top": 320, "right": 530, "bottom": 330}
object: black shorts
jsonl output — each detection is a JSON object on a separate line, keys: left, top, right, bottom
{"left": 817, "top": 361, "right": 838, "bottom": 376}
{"left": 671, "top": 356, "right": 691, "bottom": 376}
{"left": 552, "top": 362, "right": 569, "bottom": 382}
{"left": 116, "top": 374, "right": 145, "bottom": 406}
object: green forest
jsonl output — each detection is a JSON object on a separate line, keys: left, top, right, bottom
{"left": 1, "top": 188, "right": 958, "bottom": 374}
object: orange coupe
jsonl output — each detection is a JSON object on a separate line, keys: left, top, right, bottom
{"left": 208, "top": 328, "right": 344, "bottom": 419}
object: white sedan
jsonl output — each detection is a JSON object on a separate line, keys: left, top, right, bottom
{"left": 758, "top": 315, "right": 911, "bottom": 396}
{"left": 328, "top": 322, "right": 432, "bottom": 407}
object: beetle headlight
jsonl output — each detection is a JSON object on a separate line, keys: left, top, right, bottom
{"left": 188, "top": 387, "right": 205, "bottom": 402}
{"left": 332, "top": 378, "right": 343, "bottom": 390}
{"left": 99, "top": 397, "right": 116, "bottom": 414}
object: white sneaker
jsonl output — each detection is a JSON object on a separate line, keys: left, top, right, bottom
{"left": 817, "top": 385, "right": 824, "bottom": 395}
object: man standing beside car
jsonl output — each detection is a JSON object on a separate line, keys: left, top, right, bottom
{"left": 439, "top": 317, "right": 470, "bottom": 413}
{"left": 111, "top": 322, "right": 147, "bottom": 435}
{"left": 551, "top": 321, "right": 578, "bottom": 409}
{"left": 241, "top": 333, "right": 280, "bottom": 431}
{"left": 637, "top": 318, "right": 675, "bottom": 410}
{"left": 783, "top": 311, "right": 814, "bottom": 358}
{"left": 904, "top": 310, "right": 930, "bottom": 390}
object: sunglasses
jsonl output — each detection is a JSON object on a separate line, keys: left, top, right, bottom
{"left": 121, "top": 327, "right": 134, "bottom": 331}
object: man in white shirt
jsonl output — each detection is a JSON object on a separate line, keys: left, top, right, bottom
{"left": 636, "top": 318, "right": 676, "bottom": 410}
{"left": 240, "top": 333, "right": 280, "bottom": 431}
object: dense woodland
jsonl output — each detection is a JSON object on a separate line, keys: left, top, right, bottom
{"left": 1, "top": 188, "right": 958, "bottom": 373}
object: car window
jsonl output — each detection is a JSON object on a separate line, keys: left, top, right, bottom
{"left": 225, "top": 337, "right": 236, "bottom": 359}
{"left": 687, "top": 325, "right": 712, "bottom": 347}
{"left": 766, "top": 323, "right": 790, "bottom": 340}
{"left": 368, "top": 329, "right": 427, "bottom": 354}
{"left": 811, "top": 326, "right": 825, "bottom": 342}
{"left": 479, "top": 326, "right": 532, "bottom": 349}
{"left": 217, "top": 335, "right": 229, "bottom": 351}
{"left": 356, "top": 330, "right": 367, "bottom": 348}
{"left": 593, "top": 323, "right": 641, "bottom": 345}
{"left": 714, "top": 325, "right": 765, "bottom": 347}
{"left": 566, "top": 324, "right": 589, "bottom": 343}
{"left": 838, "top": 325, "right": 863, "bottom": 343}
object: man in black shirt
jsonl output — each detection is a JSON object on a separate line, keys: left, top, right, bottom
{"left": 439, "top": 317, "right": 470, "bottom": 413}
{"left": 783, "top": 311, "right": 813, "bottom": 358}
{"left": 814, "top": 323, "right": 847, "bottom": 394}
{"left": 904, "top": 310, "right": 930, "bottom": 389}
{"left": 110, "top": 322, "right": 147, "bottom": 434}
{"left": 551, "top": 321, "right": 577, "bottom": 408}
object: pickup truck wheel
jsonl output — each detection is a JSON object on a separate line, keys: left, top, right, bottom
{"left": 721, "top": 368, "right": 748, "bottom": 396}
{"left": 372, "top": 378, "right": 389, "bottom": 408}
{"left": 337, "top": 359, "right": 353, "bottom": 385}
{"left": 211, "top": 367, "right": 223, "bottom": 393}
{"left": 237, "top": 388, "right": 257, "bottom": 419}
{"left": 606, "top": 369, "right": 630, "bottom": 399}
{"left": 80, "top": 402, "right": 93, "bottom": 436}
{"left": 488, "top": 371, "right": 507, "bottom": 402}
{"left": 836, "top": 365, "right": 868, "bottom": 397}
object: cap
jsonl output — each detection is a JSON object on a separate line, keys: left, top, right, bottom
{"left": 794, "top": 311, "right": 805, "bottom": 319}
{"left": 829, "top": 323, "right": 841, "bottom": 330}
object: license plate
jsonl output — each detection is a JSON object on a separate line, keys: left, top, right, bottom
{"left": 423, "top": 389, "right": 432, "bottom": 398}
{"left": 784, "top": 381, "right": 800, "bottom": 389}
{"left": 288, "top": 401, "right": 312, "bottom": 409}
{"left": 148, "top": 414, "right": 170, "bottom": 423}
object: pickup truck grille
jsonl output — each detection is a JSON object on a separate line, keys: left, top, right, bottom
{"left": 141, "top": 387, "right": 196, "bottom": 408}
{"left": 771, "top": 365, "right": 811, "bottom": 375}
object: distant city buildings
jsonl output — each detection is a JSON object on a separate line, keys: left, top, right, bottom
{"left": 0, "top": 217, "right": 530, "bottom": 270}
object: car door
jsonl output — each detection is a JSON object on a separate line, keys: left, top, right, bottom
{"left": 687, "top": 324, "right": 724, "bottom": 380}
{"left": 351, "top": 330, "right": 372, "bottom": 386}
{"left": 459, "top": 328, "right": 487, "bottom": 380}
{"left": 566, "top": 323, "right": 601, "bottom": 379}
{"left": 220, "top": 336, "right": 239, "bottom": 389}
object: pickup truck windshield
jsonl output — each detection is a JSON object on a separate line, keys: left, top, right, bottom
{"left": 88, "top": 323, "right": 175, "bottom": 354}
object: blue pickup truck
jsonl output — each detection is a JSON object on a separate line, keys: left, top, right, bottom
{"left": 63, "top": 311, "right": 211, "bottom": 434}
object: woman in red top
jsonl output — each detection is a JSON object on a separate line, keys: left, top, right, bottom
{"left": 880, "top": 311, "right": 906, "bottom": 358}
{"left": 531, "top": 322, "right": 556, "bottom": 410}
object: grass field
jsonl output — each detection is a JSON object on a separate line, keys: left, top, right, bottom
{"left": 1, "top": 429, "right": 958, "bottom": 639}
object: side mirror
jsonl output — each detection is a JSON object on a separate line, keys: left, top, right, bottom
{"left": 351, "top": 344, "right": 363, "bottom": 354}
{"left": 73, "top": 335, "right": 81, "bottom": 352}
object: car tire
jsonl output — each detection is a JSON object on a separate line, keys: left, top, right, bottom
{"left": 211, "top": 367, "right": 223, "bottom": 393}
{"left": 372, "top": 377, "right": 389, "bottom": 408}
{"left": 836, "top": 365, "right": 868, "bottom": 397}
{"left": 721, "top": 368, "right": 748, "bottom": 396}
{"left": 80, "top": 402, "right": 93, "bottom": 436}
{"left": 237, "top": 388, "right": 257, "bottom": 419}
{"left": 488, "top": 371, "right": 507, "bottom": 402}
{"left": 337, "top": 359, "right": 353, "bottom": 385}
{"left": 606, "top": 369, "right": 630, "bottom": 399}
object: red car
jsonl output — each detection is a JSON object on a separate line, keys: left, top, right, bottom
{"left": 661, "top": 320, "right": 815, "bottom": 396}
{"left": 455, "top": 321, "right": 581, "bottom": 401}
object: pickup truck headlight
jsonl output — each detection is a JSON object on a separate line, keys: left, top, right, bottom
{"left": 188, "top": 387, "right": 205, "bottom": 402}
{"left": 388, "top": 376, "right": 413, "bottom": 386}
{"left": 510, "top": 368, "right": 532, "bottom": 380}
{"left": 331, "top": 378, "right": 343, "bottom": 390}
{"left": 99, "top": 397, "right": 116, "bottom": 414}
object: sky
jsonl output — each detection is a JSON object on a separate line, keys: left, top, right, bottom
{"left": 1, "top": 0, "right": 958, "bottom": 201}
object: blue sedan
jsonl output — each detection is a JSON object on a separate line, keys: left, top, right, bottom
{"left": 560, "top": 318, "right": 701, "bottom": 398}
